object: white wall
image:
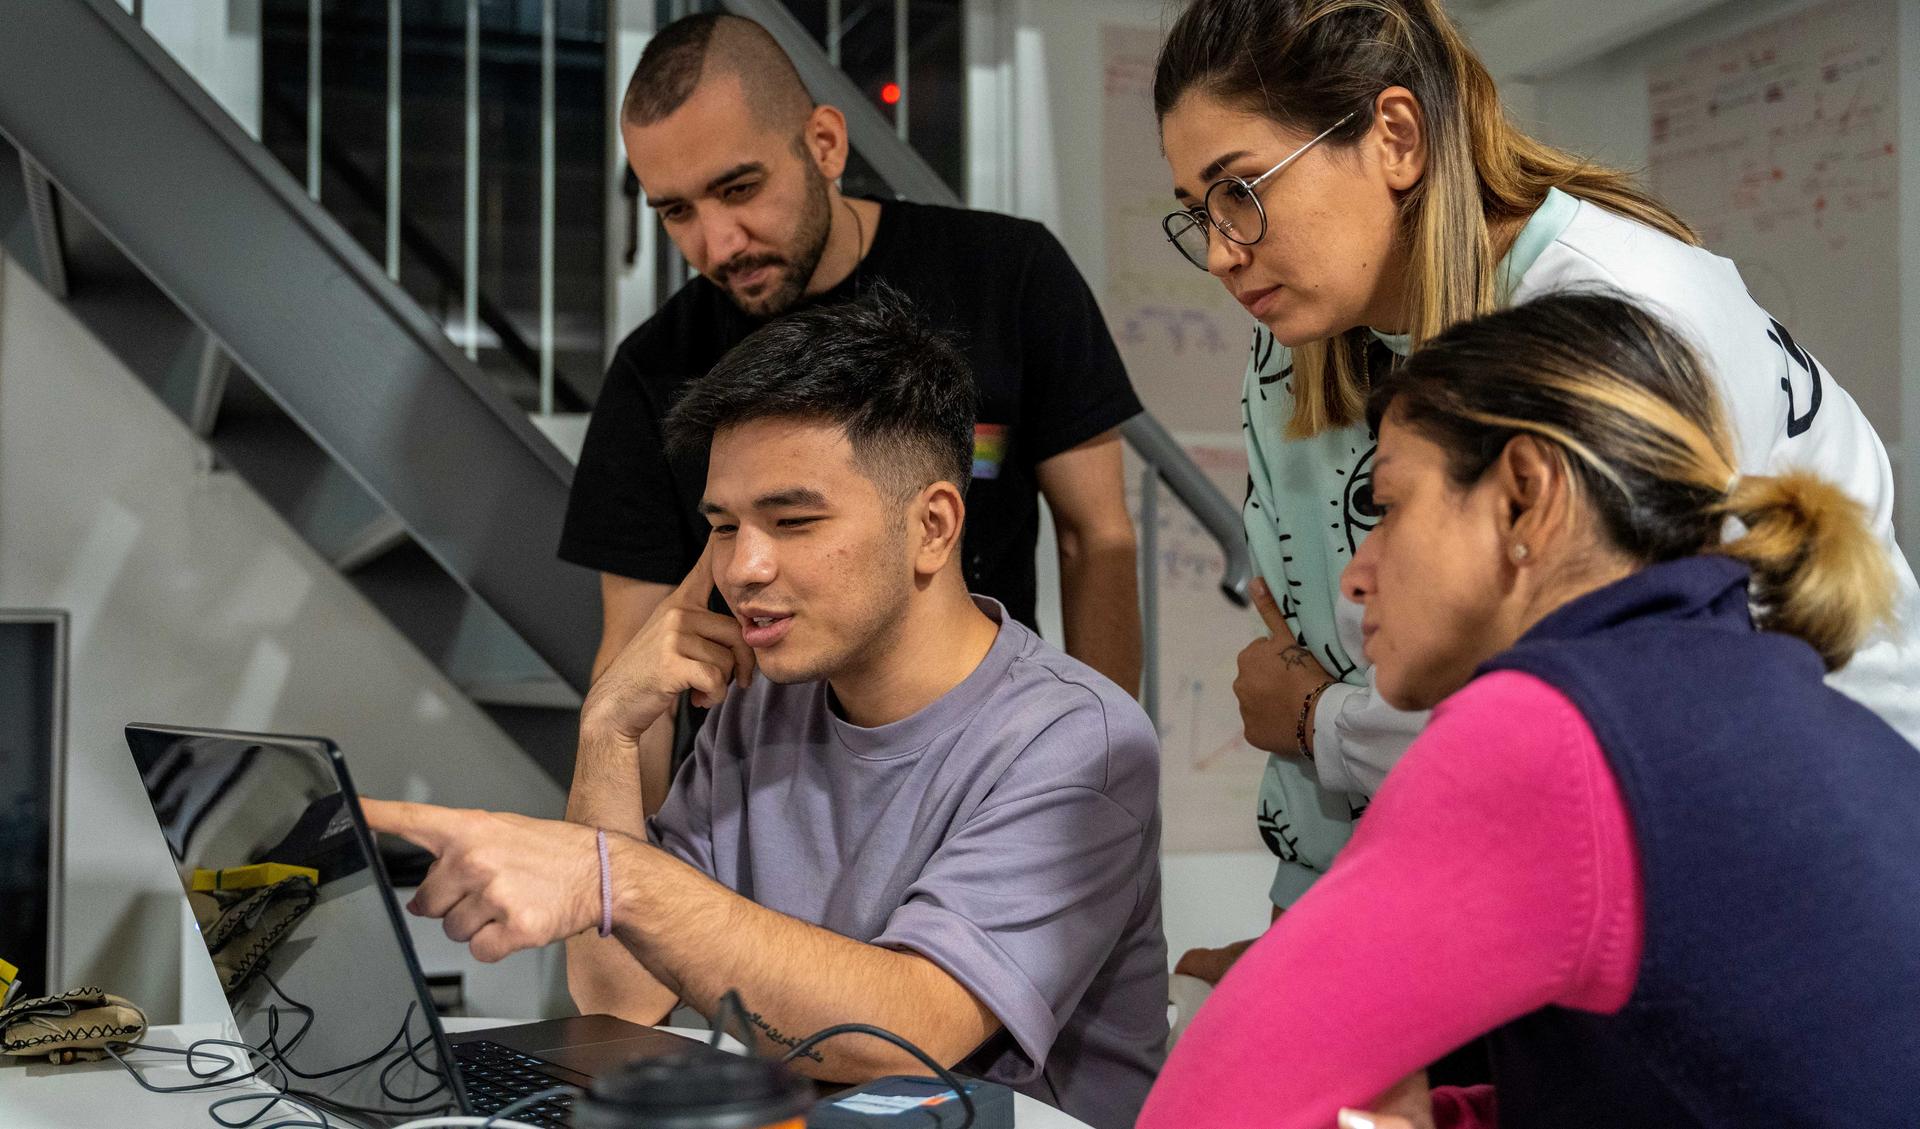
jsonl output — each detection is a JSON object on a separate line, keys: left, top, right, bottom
{"left": 136, "top": 0, "right": 265, "bottom": 140}
{"left": 1520, "top": 0, "right": 1825, "bottom": 179}
{"left": 974, "top": 0, "right": 1174, "bottom": 280}
{"left": 608, "top": 0, "right": 657, "bottom": 367}
{"left": 0, "top": 254, "right": 565, "bottom": 1022}
{"left": 1516, "top": 0, "right": 1917, "bottom": 551}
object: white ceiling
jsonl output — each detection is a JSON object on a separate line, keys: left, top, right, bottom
{"left": 1455, "top": 0, "right": 1733, "bottom": 79}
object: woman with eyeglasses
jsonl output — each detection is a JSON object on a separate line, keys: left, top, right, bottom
{"left": 1138, "top": 291, "right": 1920, "bottom": 1129}
{"left": 1152, "top": 0, "right": 1920, "bottom": 985}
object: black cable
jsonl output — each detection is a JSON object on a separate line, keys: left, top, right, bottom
{"left": 401, "top": 1024, "right": 450, "bottom": 1083}
{"left": 105, "top": 1037, "right": 282, "bottom": 1095}
{"left": 104, "top": 1038, "right": 336, "bottom": 1129}
{"left": 709, "top": 988, "right": 760, "bottom": 1056}
{"left": 106, "top": 977, "right": 456, "bottom": 1128}
{"left": 376, "top": 1023, "right": 452, "bottom": 1105}
{"left": 260, "top": 974, "right": 421, "bottom": 1085}
{"left": 253, "top": 974, "right": 446, "bottom": 1106}
{"left": 780, "top": 1023, "right": 976, "bottom": 1129}
{"left": 285, "top": 1088, "right": 455, "bottom": 1120}
{"left": 208, "top": 1090, "right": 333, "bottom": 1129}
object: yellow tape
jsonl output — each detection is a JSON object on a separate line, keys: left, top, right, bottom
{"left": 188, "top": 863, "right": 320, "bottom": 892}
{"left": 0, "top": 956, "right": 17, "bottom": 986}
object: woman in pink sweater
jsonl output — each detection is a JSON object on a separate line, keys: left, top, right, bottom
{"left": 1138, "top": 293, "right": 1920, "bottom": 1128}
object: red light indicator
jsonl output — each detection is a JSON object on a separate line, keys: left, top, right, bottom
{"left": 881, "top": 82, "right": 901, "bottom": 105}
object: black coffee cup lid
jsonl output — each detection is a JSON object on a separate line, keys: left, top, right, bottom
{"left": 575, "top": 1052, "right": 813, "bottom": 1129}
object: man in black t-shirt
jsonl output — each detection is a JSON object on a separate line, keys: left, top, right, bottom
{"left": 559, "top": 14, "right": 1143, "bottom": 888}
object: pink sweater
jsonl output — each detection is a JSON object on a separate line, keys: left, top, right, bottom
{"left": 1141, "top": 671, "right": 1645, "bottom": 1129}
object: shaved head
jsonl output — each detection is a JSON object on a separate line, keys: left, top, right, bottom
{"left": 623, "top": 14, "right": 815, "bottom": 133}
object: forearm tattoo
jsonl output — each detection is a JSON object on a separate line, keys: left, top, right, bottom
{"left": 1279, "top": 645, "right": 1318, "bottom": 671}
{"left": 747, "top": 1009, "right": 825, "bottom": 1063}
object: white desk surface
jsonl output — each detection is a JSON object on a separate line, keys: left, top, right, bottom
{"left": 0, "top": 1020, "right": 1088, "bottom": 1128}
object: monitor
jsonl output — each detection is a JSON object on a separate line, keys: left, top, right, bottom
{"left": 0, "top": 611, "right": 66, "bottom": 1002}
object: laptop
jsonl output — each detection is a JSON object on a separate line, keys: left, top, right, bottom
{"left": 125, "top": 723, "right": 725, "bottom": 1128}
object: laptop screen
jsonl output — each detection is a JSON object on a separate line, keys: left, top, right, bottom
{"left": 126, "top": 725, "right": 465, "bottom": 1126}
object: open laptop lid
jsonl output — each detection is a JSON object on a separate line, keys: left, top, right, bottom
{"left": 125, "top": 723, "right": 470, "bottom": 1125}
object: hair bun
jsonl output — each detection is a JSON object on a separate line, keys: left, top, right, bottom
{"left": 1719, "top": 470, "right": 1894, "bottom": 670}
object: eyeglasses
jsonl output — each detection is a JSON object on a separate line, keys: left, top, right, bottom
{"left": 1162, "top": 112, "right": 1359, "bottom": 271}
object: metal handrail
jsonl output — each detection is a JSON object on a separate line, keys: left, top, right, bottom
{"left": 0, "top": 0, "right": 600, "bottom": 700}
{"left": 255, "top": 87, "right": 591, "bottom": 412}
{"left": 1120, "top": 411, "right": 1252, "bottom": 606}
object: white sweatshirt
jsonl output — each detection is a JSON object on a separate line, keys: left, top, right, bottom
{"left": 1244, "top": 187, "right": 1920, "bottom": 905}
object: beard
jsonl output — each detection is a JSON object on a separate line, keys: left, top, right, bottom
{"left": 714, "top": 166, "right": 834, "bottom": 319}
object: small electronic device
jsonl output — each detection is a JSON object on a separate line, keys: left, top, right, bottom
{"left": 808, "top": 1075, "right": 1015, "bottom": 1129}
{"left": 188, "top": 862, "right": 320, "bottom": 892}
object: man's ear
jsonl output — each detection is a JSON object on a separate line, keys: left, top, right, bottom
{"left": 911, "top": 481, "right": 967, "bottom": 580}
{"left": 1371, "top": 86, "right": 1426, "bottom": 192}
{"left": 803, "top": 104, "right": 850, "bottom": 181}
{"left": 1493, "top": 434, "right": 1569, "bottom": 554}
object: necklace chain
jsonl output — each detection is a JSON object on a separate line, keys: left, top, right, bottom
{"left": 842, "top": 199, "right": 865, "bottom": 295}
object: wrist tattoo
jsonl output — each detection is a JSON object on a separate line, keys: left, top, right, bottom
{"left": 747, "top": 1010, "right": 825, "bottom": 1063}
{"left": 1279, "top": 645, "right": 1317, "bottom": 671}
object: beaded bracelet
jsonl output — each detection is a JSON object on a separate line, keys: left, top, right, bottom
{"left": 1297, "top": 680, "right": 1337, "bottom": 761}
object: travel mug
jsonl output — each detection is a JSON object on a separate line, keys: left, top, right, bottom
{"left": 572, "top": 1051, "right": 814, "bottom": 1129}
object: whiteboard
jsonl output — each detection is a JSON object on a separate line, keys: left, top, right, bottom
{"left": 1647, "top": 0, "right": 1901, "bottom": 439}
{"left": 1099, "top": 24, "right": 1249, "bottom": 438}
{"left": 1102, "top": 24, "right": 1270, "bottom": 853}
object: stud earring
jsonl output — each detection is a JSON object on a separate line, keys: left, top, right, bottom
{"left": 1510, "top": 543, "right": 1530, "bottom": 562}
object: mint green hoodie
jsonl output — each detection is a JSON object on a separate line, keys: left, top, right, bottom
{"left": 1243, "top": 189, "right": 1580, "bottom": 904}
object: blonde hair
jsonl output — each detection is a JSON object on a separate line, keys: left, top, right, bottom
{"left": 1155, "top": 0, "right": 1700, "bottom": 438}
{"left": 1372, "top": 293, "right": 1892, "bottom": 670}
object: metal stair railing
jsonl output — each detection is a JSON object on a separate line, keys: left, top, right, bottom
{"left": 0, "top": 0, "right": 599, "bottom": 780}
{"left": 253, "top": 85, "right": 591, "bottom": 414}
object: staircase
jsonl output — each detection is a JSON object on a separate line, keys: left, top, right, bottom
{"left": 0, "top": 0, "right": 1250, "bottom": 788}
{"left": 0, "top": 0, "right": 593, "bottom": 783}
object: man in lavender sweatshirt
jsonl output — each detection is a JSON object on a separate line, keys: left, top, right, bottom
{"left": 366, "top": 288, "right": 1168, "bottom": 1129}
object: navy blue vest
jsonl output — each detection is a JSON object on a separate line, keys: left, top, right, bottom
{"left": 1477, "top": 556, "right": 1920, "bottom": 1127}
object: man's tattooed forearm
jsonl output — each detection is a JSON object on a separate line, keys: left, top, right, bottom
{"left": 747, "top": 1010, "right": 825, "bottom": 1063}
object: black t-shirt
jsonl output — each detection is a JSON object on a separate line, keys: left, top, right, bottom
{"left": 559, "top": 200, "right": 1142, "bottom": 629}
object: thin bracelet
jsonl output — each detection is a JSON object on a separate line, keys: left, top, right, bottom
{"left": 596, "top": 829, "right": 613, "bottom": 938}
{"left": 1297, "top": 680, "right": 1337, "bottom": 761}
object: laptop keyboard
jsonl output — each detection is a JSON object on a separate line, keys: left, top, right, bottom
{"left": 452, "top": 1039, "right": 577, "bottom": 1127}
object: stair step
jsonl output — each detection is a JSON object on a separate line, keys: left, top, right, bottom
{"left": 463, "top": 677, "right": 582, "bottom": 711}
{"left": 19, "top": 154, "right": 68, "bottom": 298}
{"left": 331, "top": 510, "right": 410, "bottom": 573}
{"left": 478, "top": 703, "right": 579, "bottom": 784}
{"left": 528, "top": 412, "right": 591, "bottom": 465}
{"left": 210, "top": 404, "right": 397, "bottom": 568}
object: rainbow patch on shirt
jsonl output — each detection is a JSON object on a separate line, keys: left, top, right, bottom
{"left": 972, "top": 423, "right": 1008, "bottom": 480}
